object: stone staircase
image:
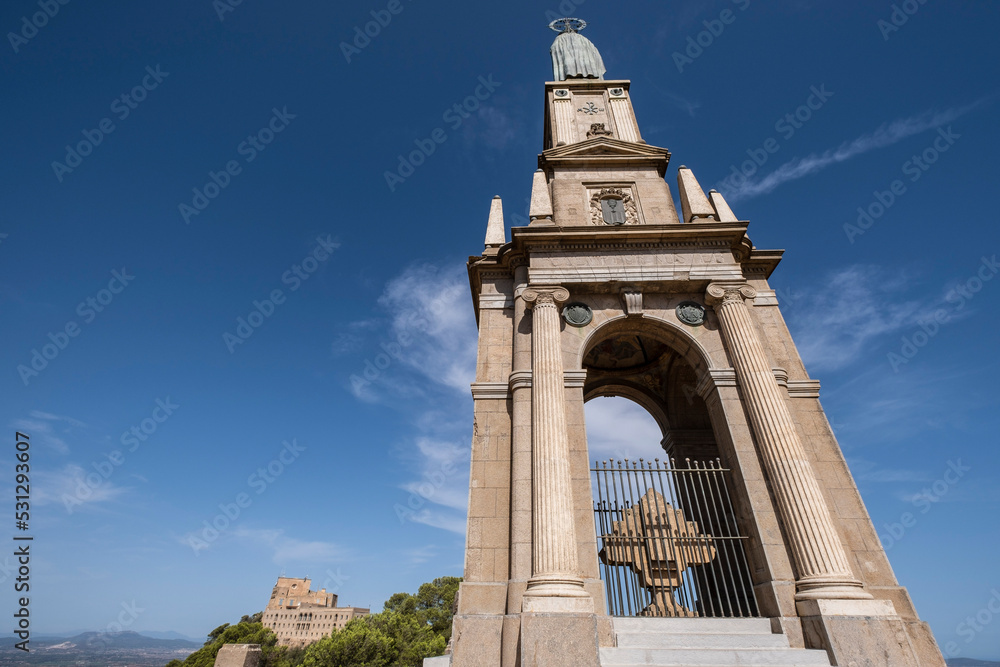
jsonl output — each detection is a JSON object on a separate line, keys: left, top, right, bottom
{"left": 600, "top": 617, "right": 832, "bottom": 667}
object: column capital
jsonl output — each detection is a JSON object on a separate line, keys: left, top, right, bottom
{"left": 705, "top": 282, "right": 757, "bottom": 306}
{"left": 523, "top": 285, "right": 570, "bottom": 307}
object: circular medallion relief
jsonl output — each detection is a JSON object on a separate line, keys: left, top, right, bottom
{"left": 562, "top": 303, "right": 593, "bottom": 327}
{"left": 676, "top": 301, "right": 706, "bottom": 326}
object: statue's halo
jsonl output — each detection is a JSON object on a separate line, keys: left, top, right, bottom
{"left": 548, "top": 17, "right": 587, "bottom": 33}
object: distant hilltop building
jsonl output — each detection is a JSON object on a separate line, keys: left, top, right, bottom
{"left": 261, "top": 576, "right": 369, "bottom": 647}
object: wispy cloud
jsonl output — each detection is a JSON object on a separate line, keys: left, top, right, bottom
{"left": 584, "top": 397, "right": 665, "bottom": 463}
{"left": 10, "top": 410, "right": 85, "bottom": 454}
{"left": 344, "top": 262, "right": 477, "bottom": 535}
{"left": 849, "top": 458, "right": 931, "bottom": 483}
{"left": 726, "top": 101, "right": 986, "bottom": 202}
{"left": 231, "top": 528, "right": 347, "bottom": 564}
{"left": 398, "top": 436, "right": 469, "bottom": 535}
{"left": 380, "top": 263, "right": 478, "bottom": 392}
{"left": 33, "top": 464, "right": 129, "bottom": 509}
{"left": 467, "top": 105, "right": 518, "bottom": 152}
{"left": 402, "top": 545, "right": 438, "bottom": 565}
{"left": 785, "top": 265, "right": 934, "bottom": 373}
{"left": 348, "top": 262, "right": 477, "bottom": 402}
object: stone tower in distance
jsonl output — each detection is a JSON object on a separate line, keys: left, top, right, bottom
{"left": 436, "top": 18, "right": 947, "bottom": 667}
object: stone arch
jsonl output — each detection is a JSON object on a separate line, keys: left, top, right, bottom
{"left": 574, "top": 313, "right": 718, "bottom": 375}
{"left": 574, "top": 314, "right": 720, "bottom": 462}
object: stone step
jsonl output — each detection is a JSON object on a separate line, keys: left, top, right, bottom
{"left": 599, "top": 646, "right": 832, "bottom": 666}
{"left": 615, "top": 631, "right": 789, "bottom": 649}
{"left": 611, "top": 617, "right": 775, "bottom": 635}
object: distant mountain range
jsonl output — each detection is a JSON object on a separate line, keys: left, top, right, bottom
{"left": 947, "top": 659, "right": 1000, "bottom": 666}
{"left": 0, "top": 629, "right": 202, "bottom": 643}
{"left": 0, "top": 631, "right": 200, "bottom": 666}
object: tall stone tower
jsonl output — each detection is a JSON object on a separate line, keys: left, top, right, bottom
{"left": 439, "top": 19, "right": 946, "bottom": 667}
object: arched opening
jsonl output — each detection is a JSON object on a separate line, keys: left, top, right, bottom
{"left": 580, "top": 319, "right": 758, "bottom": 619}
{"left": 581, "top": 322, "right": 718, "bottom": 464}
{"left": 584, "top": 396, "right": 663, "bottom": 463}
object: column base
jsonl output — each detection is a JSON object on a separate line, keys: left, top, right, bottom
{"left": 797, "top": 598, "right": 944, "bottom": 666}
{"left": 795, "top": 574, "right": 873, "bottom": 601}
{"left": 523, "top": 574, "right": 594, "bottom": 613}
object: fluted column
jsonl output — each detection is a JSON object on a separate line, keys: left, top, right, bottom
{"left": 706, "top": 283, "right": 870, "bottom": 601}
{"left": 509, "top": 263, "right": 532, "bottom": 587}
{"left": 521, "top": 286, "right": 592, "bottom": 613}
{"left": 553, "top": 96, "right": 576, "bottom": 146}
{"left": 608, "top": 95, "right": 638, "bottom": 142}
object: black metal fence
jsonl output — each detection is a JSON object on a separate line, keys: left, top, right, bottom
{"left": 592, "top": 458, "right": 758, "bottom": 618}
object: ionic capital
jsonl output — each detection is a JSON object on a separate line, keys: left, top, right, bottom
{"left": 523, "top": 285, "right": 570, "bottom": 308}
{"left": 705, "top": 283, "right": 757, "bottom": 306}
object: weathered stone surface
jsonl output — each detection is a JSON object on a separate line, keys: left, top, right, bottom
{"left": 450, "top": 23, "right": 946, "bottom": 667}
{"left": 449, "top": 615, "right": 503, "bottom": 667}
{"left": 520, "top": 613, "right": 600, "bottom": 667}
{"left": 214, "top": 644, "right": 261, "bottom": 667}
{"left": 799, "top": 598, "right": 943, "bottom": 666}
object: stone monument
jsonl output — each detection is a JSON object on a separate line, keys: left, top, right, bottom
{"left": 213, "top": 643, "right": 261, "bottom": 667}
{"left": 433, "top": 19, "right": 948, "bottom": 667}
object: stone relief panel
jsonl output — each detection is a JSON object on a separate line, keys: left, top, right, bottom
{"left": 588, "top": 186, "right": 640, "bottom": 226}
{"left": 573, "top": 94, "right": 610, "bottom": 140}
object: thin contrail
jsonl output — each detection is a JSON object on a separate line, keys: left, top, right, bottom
{"left": 724, "top": 100, "right": 988, "bottom": 202}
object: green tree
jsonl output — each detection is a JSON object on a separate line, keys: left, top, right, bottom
{"left": 173, "top": 577, "right": 460, "bottom": 667}
{"left": 171, "top": 618, "right": 283, "bottom": 667}
{"left": 383, "top": 576, "right": 460, "bottom": 642}
{"left": 301, "top": 618, "right": 395, "bottom": 667}
{"left": 366, "top": 611, "right": 446, "bottom": 666}
{"left": 240, "top": 611, "right": 263, "bottom": 624}
{"left": 206, "top": 623, "right": 230, "bottom": 643}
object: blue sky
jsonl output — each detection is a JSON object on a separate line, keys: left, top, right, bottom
{"left": 2, "top": 0, "right": 999, "bottom": 660}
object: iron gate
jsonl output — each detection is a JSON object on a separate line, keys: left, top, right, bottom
{"left": 593, "top": 458, "right": 758, "bottom": 618}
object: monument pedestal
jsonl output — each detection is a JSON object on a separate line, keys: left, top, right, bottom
{"left": 520, "top": 613, "right": 601, "bottom": 667}
{"left": 797, "top": 599, "right": 946, "bottom": 667}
